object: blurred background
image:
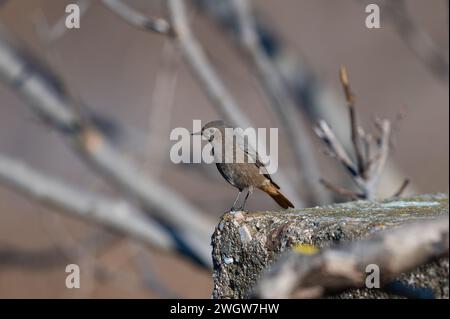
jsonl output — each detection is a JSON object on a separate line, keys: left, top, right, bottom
{"left": 0, "top": 0, "right": 448, "bottom": 298}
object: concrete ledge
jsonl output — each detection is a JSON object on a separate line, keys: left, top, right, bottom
{"left": 211, "top": 194, "right": 449, "bottom": 298}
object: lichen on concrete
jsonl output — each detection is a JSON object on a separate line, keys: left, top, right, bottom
{"left": 211, "top": 193, "right": 449, "bottom": 298}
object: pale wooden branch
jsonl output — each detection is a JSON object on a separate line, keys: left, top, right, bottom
{"left": 101, "top": 0, "right": 170, "bottom": 34}
{"left": 229, "top": 0, "right": 330, "bottom": 205}
{"left": 253, "top": 216, "right": 449, "bottom": 298}
{"left": 365, "top": 119, "right": 391, "bottom": 198}
{"left": 0, "top": 29, "right": 213, "bottom": 267}
{"left": 314, "top": 120, "right": 359, "bottom": 178}
{"left": 315, "top": 67, "right": 404, "bottom": 200}
{"left": 319, "top": 178, "right": 363, "bottom": 201}
{"left": 0, "top": 153, "right": 174, "bottom": 252}
{"left": 102, "top": 0, "right": 304, "bottom": 207}
{"left": 165, "top": 0, "right": 251, "bottom": 129}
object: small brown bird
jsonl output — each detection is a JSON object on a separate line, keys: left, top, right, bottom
{"left": 193, "top": 120, "right": 294, "bottom": 211}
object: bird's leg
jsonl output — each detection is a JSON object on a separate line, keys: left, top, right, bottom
{"left": 230, "top": 190, "right": 242, "bottom": 212}
{"left": 240, "top": 187, "right": 253, "bottom": 211}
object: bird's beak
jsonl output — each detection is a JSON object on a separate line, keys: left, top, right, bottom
{"left": 190, "top": 131, "right": 201, "bottom": 136}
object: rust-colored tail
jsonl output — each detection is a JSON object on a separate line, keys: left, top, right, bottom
{"left": 261, "top": 183, "right": 295, "bottom": 209}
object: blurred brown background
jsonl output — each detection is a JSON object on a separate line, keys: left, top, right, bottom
{"left": 0, "top": 0, "right": 448, "bottom": 298}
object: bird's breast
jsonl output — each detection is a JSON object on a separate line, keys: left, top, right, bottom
{"left": 216, "top": 162, "right": 267, "bottom": 190}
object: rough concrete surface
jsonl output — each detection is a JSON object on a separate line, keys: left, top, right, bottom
{"left": 211, "top": 194, "right": 449, "bottom": 298}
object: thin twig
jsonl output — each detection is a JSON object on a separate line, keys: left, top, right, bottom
{"left": 315, "top": 68, "right": 403, "bottom": 200}
{"left": 319, "top": 178, "right": 362, "bottom": 201}
{"left": 365, "top": 119, "right": 391, "bottom": 198}
{"left": 340, "top": 66, "right": 365, "bottom": 176}
{"left": 101, "top": 0, "right": 170, "bottom": 34}
{"left": 392, "top": 178, "right": 410, "bottom": 197}
{"left": 0, "top": 153, "right": 174, "bottom": 252}
{"left": 314, "top": 120, "right": 359, "bottom": 179}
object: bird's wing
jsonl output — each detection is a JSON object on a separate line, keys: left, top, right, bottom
{"left": 234, "top": 130, "right": 280, "bottom": 189}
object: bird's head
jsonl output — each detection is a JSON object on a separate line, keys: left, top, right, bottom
{"left": 192, "top": 120, "right": 229, "bottom": 142}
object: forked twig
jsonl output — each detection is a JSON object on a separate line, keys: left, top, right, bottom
{"left": 315, "top": 67, "right": 408, "bottom": 200}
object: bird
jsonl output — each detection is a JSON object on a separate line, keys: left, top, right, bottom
{"left": 193, "top": 120, "right": 294, "bottom": 211}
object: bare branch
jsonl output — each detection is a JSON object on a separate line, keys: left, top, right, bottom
{"left": 0, "top": 153, "right": 174, "bottom": 252}
{"left": 339, "top": 66, "right": 365, "bottom": 175}
{"left": 101, "top": 0, "right": 170, "bottom": 34}
{"left": 314, "top": 120, "right": 359, "bottom": 179}
{"left": 0, "top": 29, "right": 213, "bottom": 267}
{"left": 315, "top": 69, "right": 403, "bottom": 200}
{"left": 253, "top": 216, "right": 449, "bottom": 298}
{"left": 319, "top": 178, "right": 362, "bottom": 201}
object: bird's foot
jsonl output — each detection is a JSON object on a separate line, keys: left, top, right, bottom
{"left": 238, "top": 205, "right": 247, "bottom": 212}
